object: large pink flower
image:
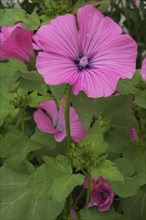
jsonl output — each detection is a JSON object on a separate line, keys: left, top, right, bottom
{"left": 33, "top": 5, "right": 137, "bottom": 98}
{"left": 0, "top": 23, "right": 34, "bottom": 63}
{"left": 84, "top": 176, "right": 115, "bottom": 212}
{"left": 140, "top": 58, "right": 146, "bottom": 81}
{"left": 34, "top": 99, "right": 87, "bottom": 142}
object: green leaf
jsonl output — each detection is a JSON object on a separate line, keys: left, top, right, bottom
{"left": 80, "top": 122, "right": 108, "bottom": 156}
{"left": 103, "top": 96, "right": 138, "bottom": 154}
{"left": 116, "top": 70, "right": 141, "bottom": 95}
{"left": 91, "top": 159, "right": 124, "bottom": 182}
{"left": 28, "top": 155, "right": 84, "bottom": 202}
{"left": 0, "top": 9, "right": 40, "bottom": 30}
{"left": 26, "top": 91, "right": 50, "bottom": 108}
{"left": 51, "top": 84, "right": 66, "bottom": 99}
{"left": 72, "top": 94, "right": 138, "bottom": 153}
{"left": 134, "top": 91, "right": 146, "bottom": 108}
{"left": 123, "top": 147, "right": 146, "bottom": 186}
{"left": 17, "top": 70, "right": 45, "bottom": 91}
{"left": 0, "top": 128, "right": 41, "bottom": 163}
{"left": 0, "top": 82, "right": 19, "bottom": 126}
{"left": 114, "top": 158, "right": 135, "bottom": 177}
{"left": 0, "top": 164, "right": 64, "bottom": 220}
{"left": 30, "top": 129, "right": 57, "bottom": 150}
{"left": 122, "top": 186, "right": 146, "bottom": 220}
{"left": 110, "top": 150, "right": 146, "bottom": 198}
{"left": 80, "top": 207, "right": 129, "bottom": 220}
{"left": 98, "top": 0, "right": 111, "bottom": 12}
{"left": 71, "top": 92, "right": 98, "bottom": 128}
{"left": 0, "top": 60, "right": 26, "bottom": 84}
{"left": 73, "top": 0, "right": 111, "bottom": 14}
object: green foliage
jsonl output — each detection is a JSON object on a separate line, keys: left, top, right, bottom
{"left": 28, "top": 155, "right": 84, "bottom": 202}
{"left": 122, "top": 185, "right": 146, "bottom": 220}
{"left": 80, "top": 208, "right": 129, "bottom": 220}
{"left": 0, "top": 128, "right": 41, "bottom": 167}
{"left": 72, "top": 93, "right": 138, "bottom": 153}
{"left": 0, "top": 8, "right": 40, "bottom": 30}
{"left": 134, "top": 91, "right": 146, "bottom": 109}
{"left": 110, "top": 148, "right": 146, "bottom": 198}
{"left": 73, "top": 0, "right": 111, "bottom": 13}
{"left": 0, "top": 164, "right": 64, "bottom": 220}
{"left": 91, "top": 159, "right": 124, "bottom": 183}
{"left": 80, "top": 122, "right": 108, "bottom": 156}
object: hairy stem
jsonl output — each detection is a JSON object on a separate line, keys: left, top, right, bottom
{"left": 65, "top": 85, "right": 71, "bottom": 150}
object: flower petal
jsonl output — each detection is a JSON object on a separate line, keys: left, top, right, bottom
{"left": 33, "top": 14, "right": 79, "bottom": 58}
{"left": 70, "top": 107, "right": 87, "bottom": 142}
{"left": 72, "top": 68, "right": 120, "bottom": 98}
{"left": 54, "top": 132, "right": 66, "bottom": 142}
{"left": 2, "top": 28, "right": 34, "bottom": 62}
{"left": 39, "top": 101, "right": 58, "bottom": 128}
{"left": 140, "top": 58, "right": 146, "bottom": 81}
{"left": 36, "top": 52, "right": 78, "bottom": 85}
{"left": 34, "top": 109, "right": 55, "bottom": 133}
{"left": 77, "top": 5, "right": 122, "bottom": 56}
{"left": 91, "top": 34, "right": 137, "bottom": 79}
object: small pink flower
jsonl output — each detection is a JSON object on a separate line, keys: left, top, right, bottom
{"left": 133, "top": 0, "right": 139, "bottom": 4}
{"left": 34, "top": 99, "right": 87, "bottom": 142}
{"left": 70, "top": 209, "right": 76, "bottom": 220}
{"left": 84, "top": 176, "right": 115, "bottom": 212}
{"left": 140, "top": 58, "right": 146, "bottom": 81}
{"left": 33, "top": 5, "right": 137, "bottom": 98}
{"left": 129, "top": 127, "right": 138, "bottom": 141}
{"left": 0, "top": 23, "right": 34, "bottom": 63}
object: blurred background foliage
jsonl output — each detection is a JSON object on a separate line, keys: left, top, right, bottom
{"left": 0, "top": 0, "right": 146, "bottom": 67}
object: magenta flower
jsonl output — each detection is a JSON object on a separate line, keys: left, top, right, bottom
{"left": 0, "top": 23, "right": 34, "bottom": 63}
{"left": 140, "top": 58, "right": 146, "bottom": 81}
{"left": 133, "top": 0, "right": 139, "bottom": 4}
{"left": 84, "top": 176, "right": 115, "bottom": 212}
{"left": 33, "top": 5, "right": 137, "bottom": 98}
{"left": 34, "top": 99, "right": 87, "bottom": 142}
{"left": 129, "top": 127, "right": 138, "bottom": 141}
{"left": 70, "top": 209, "right": 76, "bottom": 220}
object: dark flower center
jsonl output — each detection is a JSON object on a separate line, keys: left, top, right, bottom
{"left": 100, "top": 190, "right": 109, "bottom": 200}
{"left": 75, "top": 56, "right": 90, "bottom": 71}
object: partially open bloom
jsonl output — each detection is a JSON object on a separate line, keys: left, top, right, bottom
{"left": 84, "top": 176, "right": 114, "bottom": 212}
{"left": 70, "top": 209, "right": 76, "bottom": 220}
{"left": 129, "top": 127, "right": 138, "bottom": 141}
{"left": 34, "top": 5, "right": 137, "bottom": 98}
{"left": 0, "top": 23, "right": 34, "bottom": 63}
{"left": 140, "top": 58, "right": 146, "bottom": 81}
{"left": 34, "top": 99, "right": 87, "bottom": 142}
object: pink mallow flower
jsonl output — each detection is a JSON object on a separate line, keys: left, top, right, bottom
{"left": 34, "top": 99, "right": 87, "bottom": 142}
{"left": 129, "top": 127, "right": 138, "bottom": 141}
{"left": 140, "top": 58, "right": 146, "bottom": 81}
{"left": 33, "top": 5, "right": 137, "bottom": 98}
{"left": 133, "top": 0, "right": 139, "bottom": 4}
{"left": 84, "top": 176, "right": 115, "bottom": 212}
{"left": 0, "top": 23, "right": 34, "bottom": 63}
{"left": 70, "top": 209, "right": 76, "bottom": 220}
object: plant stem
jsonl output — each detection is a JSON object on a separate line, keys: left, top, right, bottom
{"left": 86, "top": 174, "right": 91, "bottom": 207}
{"left": 65, "top": 84, "right": 71, "bottom": 150}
